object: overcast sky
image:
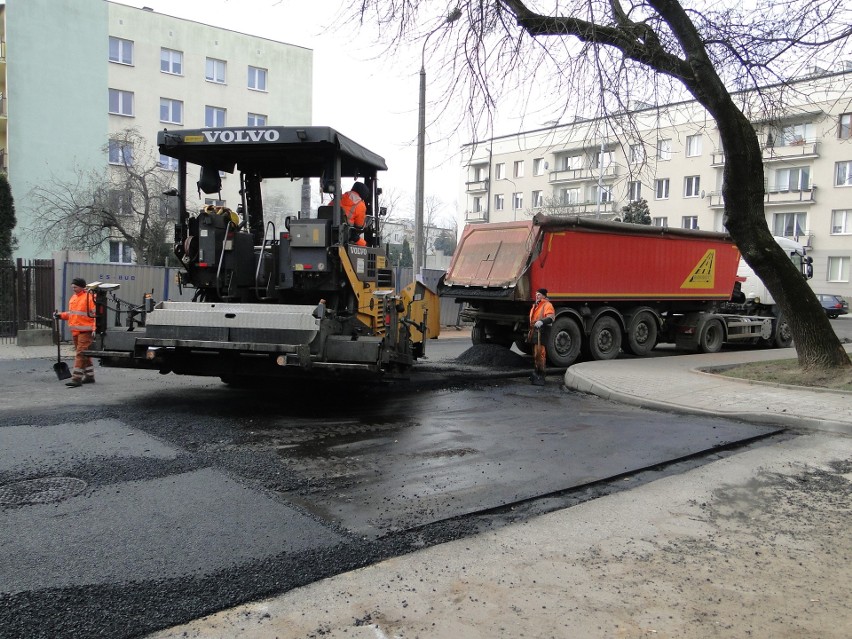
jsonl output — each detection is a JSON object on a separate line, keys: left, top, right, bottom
{"left": 112, "top": 0, "right": 463, "bottom": 222}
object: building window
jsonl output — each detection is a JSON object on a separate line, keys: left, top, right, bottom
{"left": 654, "top": 178, "right": 670, "bottom": 200}
{"left": 109, "top": 241, "right": 134, "bottom": 264}
{"left": 773, "top": 212, "right": 806, "bottom": 237}
{"left": 108, "top": 37, "right": 133, "bottom": 65}
{"left": 560, "top": 188, "right": 579, "bottom": 205}
{"left": 160, "top": 98, "right": 183, "bottom": 125}
{"left": 248, "top": 66, "right": 268, "bottom": 91}
{"left": 598, "top": 186, "right": 613, "bottom": 203}
{"left": 775, "top": 166, "right": 810, "bottom": 191}
{"left": 563, "top": 154, "right": 582, "bottom": 171}
{"left": 513, "top": 160, "right": 524, "bottom": 178}
{"left": 828, "top": 256, "right": 850, "bottom": 282}
{"left": 158, "top": 154, "right": 178, "bottom": 171}
{"left": 628, "top": 181, "right": 642, "bottom": 202}
{"left": 513, "top": 192, "right": 523, "bottom": 209}
{"left": 108, "top": 89, "right": 134, "bottom": 116}
{"left": 769, "top": 122, "right": 813, "bottom": 147}
{"left": 832, "top": 209, "right": 852, "bottom": 234}
{"left": 686, "top": 134, "right": 702, "bottom": 157}
{"left": 205, "top": 106, "right": 226, "bottom": 127}
{"left": 495, "top": 163, "right": 506, "bottom": 180}
{"left": 835, "top": 161, "right": 852, "bottom": 186}
{"left": 533, "top": 158, "right": 544, "bottom": 176}
{"left": 532, "top": 190, "right": 543, "bottom": 208}
{"left": 592, "top": 150, "right": 613, "bottom": 169}
{"left": 108, "top": 139, "right": 133, "bottom": 166}
{"left": 494, "top": 194, "right": 504, "bottom": 211}
{"left": 682, "top": 216, "right": 699, "bottom": 230}
{"left": 629, "top": 143, "right": 645, "bottom": 164}
{"left": 205, "top": 58, "right": 226, "bottom": 83}
{"left": 108, "top": 190, "right": 132, "bottom": 217}
{"left": 684, "top": 175, "right": 701, "bottom": 198}
{"left": 247, "top": 113, "right": 267, "bottom": 127}
{"left": 839, "top": 113, "right": 852, "bottom": 139}
{"left": 657, "top": 138, "right": 672, "bottom": 161}
{"left": 653, "top": 217, "right": 668, "bottom": 227}
{"left": 160, "top": 48, "right": 183, "bottom": 75}
{"left": 472, "top": 196, "right": 483, "bottom": 213}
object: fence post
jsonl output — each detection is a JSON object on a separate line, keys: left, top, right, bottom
{"left": 16, "top": 258, "right": 26, "bottom": 332}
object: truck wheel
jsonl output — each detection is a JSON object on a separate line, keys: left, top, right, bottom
{"left": 773, "top": 315, "right": 793, "bottom": 348}
{"left": 471, "top": 322, "right": 486, "bottom": 345}
{"left": 547, "top": 316, "right": 582, "bottom": 367}
{"left": 588, "top": 316, "right": 622, "bottom": 361}
{"left": 698, "top": 318, "right": 724, "bottom": 353}
{"left": 625, "top": 311, "right": 658, "bottom": 357}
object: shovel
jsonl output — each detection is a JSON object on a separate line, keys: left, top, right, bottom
{"left": 53, "top": 316, "right": 72, "bottom": 380}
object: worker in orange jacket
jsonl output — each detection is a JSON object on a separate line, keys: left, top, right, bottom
{"left": 55, "top": 277, "right": 96, "bottom": 388}
{"left": 528, "top": 288, "right": 555, "bottom": 385}
{"left": 329, "top": 182, "right": 368, "bottom": 246}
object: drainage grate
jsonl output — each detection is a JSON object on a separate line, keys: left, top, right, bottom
{"left": 0, "top": 477, "right": 88, "bottom": 506}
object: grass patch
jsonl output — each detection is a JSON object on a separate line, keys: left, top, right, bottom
{"left": 717, "top": 359, "right": 852, "bottom": 392}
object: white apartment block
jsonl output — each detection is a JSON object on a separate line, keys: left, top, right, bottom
{"left": 460, "top": 69, "right": 852, "bottom": 301}
{"left": 1, "top": 0, "right": 311, "bottom": 261}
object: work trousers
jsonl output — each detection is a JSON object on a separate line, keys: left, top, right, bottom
{"left": 71, "top": 331, "right": 95, "bottom": 382}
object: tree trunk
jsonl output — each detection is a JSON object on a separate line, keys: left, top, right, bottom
{"left": 714, "top": 104, "right": 849, "bottom": 370}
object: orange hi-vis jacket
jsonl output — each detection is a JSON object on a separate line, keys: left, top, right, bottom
{"left": 339, "top": 191, "right": 366, "bottom": 228}
{"left": 60, "top": 290, "right": 96, "bottom": 334}
{"left": 529, "top": 298, "right": 555, "bottom": 326}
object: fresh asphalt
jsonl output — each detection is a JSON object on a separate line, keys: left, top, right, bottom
{"left": 1, "top": 331, "right": 850, "bottom": 638}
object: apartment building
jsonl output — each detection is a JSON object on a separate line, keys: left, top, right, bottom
{"left": 460, "top": 69, "right": 852, "bottom": 301}
{"left": 1, "top": 0, "right": 311, "bottom": 260}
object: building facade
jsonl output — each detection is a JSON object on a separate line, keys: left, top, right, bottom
{"left": 1, "top": 0, "right": 312, "bottom": 260}
{"left": 460, "top": 70, "right": 852, "bottom": 301}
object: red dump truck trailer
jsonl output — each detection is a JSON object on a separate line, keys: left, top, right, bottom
{"left": 439, "top": 214, "right": 807, "bottom": 367}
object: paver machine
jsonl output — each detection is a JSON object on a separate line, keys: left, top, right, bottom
{"left": 87, "top": 126, "right": 439, "bottom": 382}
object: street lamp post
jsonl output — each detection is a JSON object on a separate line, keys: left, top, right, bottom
{"left": 414, "top": 10, "right": 460, "bottom": 280}
{"left": 414, "top": 50, "right": 427, "bottom": 278}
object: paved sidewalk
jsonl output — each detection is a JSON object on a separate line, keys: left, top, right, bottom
{"left": 565, "top": 344, "right": 852, "bottom": 436}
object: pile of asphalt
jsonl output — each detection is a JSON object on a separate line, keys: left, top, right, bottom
{"left": 455, "top": 344, "right": 529, "bottom": 368}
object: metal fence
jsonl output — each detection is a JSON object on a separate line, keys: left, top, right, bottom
{"left": 0, "top": 259, "right": 56, "bottom": 343}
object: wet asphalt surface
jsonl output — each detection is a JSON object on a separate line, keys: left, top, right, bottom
{"left": 0, "top": 339, "right": 784, "bottom": 639}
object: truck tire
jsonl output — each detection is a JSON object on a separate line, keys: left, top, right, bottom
{"left": 698, "top": 318, "right": 724, "bottom": 353}
{"left": 471, "top": 321, "right": 486, "bottom": 345}
{"left": 624, "top": 310, "right": 658, "bottom": 357}
{"left": 588, "top": 315, "right": 622, "bottom": 361}
{"left": 471, "top": 321, "right": 513, "bottom": 348}
{"left": 773, "top": 315, "right": 793, "bottom": 348}
{"left": 547, "top": 316, "right": 582, "bottom": 367}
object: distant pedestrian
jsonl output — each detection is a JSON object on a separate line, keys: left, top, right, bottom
{"left": 55, "top": 277, "right": 96, "bottom": 388}
{"left": 528, "top": 288, "right": 555, "bottom": 385}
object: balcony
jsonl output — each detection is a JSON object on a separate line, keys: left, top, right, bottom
{"left": 548, "top": 165, "right": 619, "bottom": 184}
{"left": 546, "top": 200, "right": 619, "bottom": 216}
{"left": 465, "top": 179, "right": 489, "bottom": 193}
{"left": 465, "top": 209, "right": 489, "bottom": 223}
{"left": 710, "top": 141, "right": 820, "bottom": 167}
{"left": 708, "top": 187, "right": 817, "bottom": 208}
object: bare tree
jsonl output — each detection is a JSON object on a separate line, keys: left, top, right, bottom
{"left": 28, "top": 128, "right": 176, "bottom": 265}
{"left": 349, "top": 0, "right": 851, "bottom": 371}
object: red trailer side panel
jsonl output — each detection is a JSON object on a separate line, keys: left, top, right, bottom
{"left": 529, "top": 226, "right": 741, "bottom": 301}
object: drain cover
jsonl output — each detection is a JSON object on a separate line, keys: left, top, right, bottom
{"left": 0, "top": 477, "right": 88, "bottom": 506}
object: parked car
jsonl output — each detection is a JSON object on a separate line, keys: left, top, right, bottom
{"left": 816, "top": 293, "right": 849, "bottom": 318}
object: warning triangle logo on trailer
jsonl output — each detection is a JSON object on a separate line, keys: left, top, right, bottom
{"left": 681, "top": 249, "right": 716, "bottom": 288}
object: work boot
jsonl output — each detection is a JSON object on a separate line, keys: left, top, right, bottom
{"left": 65, "top": 379, "right": 82, "bottom": 388}
{"left": 531, "top": 372, "right": 546, "bottom": 386}
{"left": 82, "top": 377, "right": 95, "bottom": 384}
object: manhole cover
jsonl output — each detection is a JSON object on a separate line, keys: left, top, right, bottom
{"left": 0, "top": 477, "right": 88, "bottom": 506}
